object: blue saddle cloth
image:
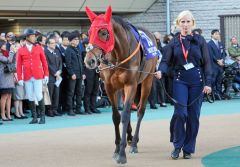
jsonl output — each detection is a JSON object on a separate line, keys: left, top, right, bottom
{"left": 129, "top": 24, "right": 160, "bottom": 60}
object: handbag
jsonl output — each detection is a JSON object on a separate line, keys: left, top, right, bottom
{"left": 4, "top": 63, "right": 16, "bottom": 73}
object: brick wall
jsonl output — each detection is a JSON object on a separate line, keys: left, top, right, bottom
{"left": 124, "top": 0, "right": 240, "bottom": 42}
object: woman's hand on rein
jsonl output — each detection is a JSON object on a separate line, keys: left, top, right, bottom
{"left": 154, "top": 71, "right": 162, "bottom": 79}
{"left": 203, "top": 86, "right": 212, "bottom": 94}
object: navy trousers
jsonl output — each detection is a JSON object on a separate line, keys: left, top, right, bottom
{"left": 170, "top": 67, "right": 204, "bottom": 153}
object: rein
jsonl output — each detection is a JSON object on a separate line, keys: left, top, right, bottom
{"left": 99, "top": 65, "right": 214, "bottom": 106}
{"left": 96, "top": 41, "right": 141, "bottom": 72}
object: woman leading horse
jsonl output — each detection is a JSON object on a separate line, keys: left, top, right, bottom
{"left": 84, "top": 6, "right": 158, "bottom": 164}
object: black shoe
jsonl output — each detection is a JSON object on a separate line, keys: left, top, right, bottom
{"left": 53, "top": 110, "right": 62, "bottom": 116}
{"left": 39, "top": 117, "right": 45, "bottom": 124}
{"left": 75, "top": 109, "right": 87, "bottom": 115}
{"left": 21, "top": 115, "right": 28, "bottom": 119}
{"left": 85, "top": 110, "right": 92, "bottom": 115}
{"left": 160, "top": 103, "right": 167, "bottom": 107}
{"left": 14, "top": 114, "right": 24, "bottom": 119}
{"left": 171, "top": 148, "right": 181, "bottom": 160}
{"left": 46, "top": 110, "right": 54, "bottom": 117}
{"left": 29, "top": 118, "right": 38, "bottom": 124}
{"left": 91, "top": 109, "right": 101, "bottom": 114}
{"left": 150, "top": 105, "right": 158, "bottom": 109}
{"left": 183, "top": 151, "right": 192, "bottom": 159}
{"left": 2, "top": 118, "right": 9, "bottom": 121}
{"left": 0, "top": 122, "right": 2, "bottom": 125}
{"left": 67, "top": 110, "right": 76, "bottom": 116}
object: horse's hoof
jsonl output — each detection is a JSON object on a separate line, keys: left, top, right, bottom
{"left": 116, "top": 154, "right": 127, "bottom": 164}
{"left": 129, "top": 146, "right": 138, "bottom": 154}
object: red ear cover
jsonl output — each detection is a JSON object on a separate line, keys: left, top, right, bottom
{"left": 104, "top": 5, "right": 112, "bottom": 23}
{"left": 85, "top": 6, "right": 97, "bottom": 22}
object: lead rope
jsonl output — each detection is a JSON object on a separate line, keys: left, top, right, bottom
{"left": 111, "top": 66, "right": 214, "bottom": 106}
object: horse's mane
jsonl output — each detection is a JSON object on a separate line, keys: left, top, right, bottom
{"left": 112, "top": 15, "right": 131, "bottom": 32}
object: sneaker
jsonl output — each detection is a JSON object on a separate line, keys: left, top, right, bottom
{"left": 183, "top": 151, "right": 192, "bottom": 159}
{"left": 171, "top": 148, "right": 181, "bottom": 160}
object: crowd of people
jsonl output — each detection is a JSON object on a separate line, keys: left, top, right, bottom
{"left": 0, "top": 29, "right": 105, "bottom": 125}
{"left": 0, "top": 18, "right": 239, "bottom": 127}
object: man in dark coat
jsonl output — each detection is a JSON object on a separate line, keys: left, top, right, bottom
{"left": 82, "top": 38, "right": 101, "bottom": 114}
{"left": 64, "top": 31, "right": 85, "bottom": 116}
{"left": 208, "top": 29, "right": 227, "bottom": 100}
{"left": 45, "top": 37, "right": 62, "bottom": 117}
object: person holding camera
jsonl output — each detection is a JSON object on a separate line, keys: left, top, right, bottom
{"left": 155, "top": 10, "right": 212, "bottom": 160}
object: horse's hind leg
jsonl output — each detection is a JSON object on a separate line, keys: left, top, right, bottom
{"left": 130, "top": 76, "right": 153, "bottom": 154}
{"left": 127, "top": 121, "right": 133, "bottom": 146}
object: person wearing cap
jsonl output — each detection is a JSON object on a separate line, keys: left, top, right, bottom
{"left": 16, "top": 28, "right": 49, "bottom": 124}
{"left": 64, "top": 31, "right": 85, "bottom": 116}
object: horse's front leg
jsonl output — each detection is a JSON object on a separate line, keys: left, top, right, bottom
{"left": 112, "top": 98, "right": 121, "bottom": 159}
{"left": 116, "top": 85, "right": 136, "bottom": 164}
{"left": 104, "top": 85, "right": 121, "bottom": 159}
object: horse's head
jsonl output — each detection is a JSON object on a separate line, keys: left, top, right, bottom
{"left": 84, "top": 6, "right": 114, "bottom": 69}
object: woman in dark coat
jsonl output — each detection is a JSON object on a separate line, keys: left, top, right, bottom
{"left": 155, "top": 10, "right": 212, "bottom": 159}
{"left": 0, "top": 39, "right": 15, "bottom": 123}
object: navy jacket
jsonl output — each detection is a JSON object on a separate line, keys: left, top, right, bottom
{"left": 64, "top": 45, "right": 83, "bottom": 79}
{"left": 207, "top": 40, "right": 226, "bottom": 69}
{"left": 158, "top": 34, "right": 212, "bottom": 86}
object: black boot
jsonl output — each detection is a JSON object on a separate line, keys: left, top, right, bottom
{"left": 38, "top": 99, "right": 45, "bottom": 124}
{"left": 29, "top": 101, "right": 38, "bottom": 124}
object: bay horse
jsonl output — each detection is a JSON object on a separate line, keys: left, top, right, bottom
{"left": 84, "top": 6, "right": 158, "bottom": 164}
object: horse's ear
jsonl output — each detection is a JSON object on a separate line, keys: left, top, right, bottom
{"left": 104, "top": 5, "right": 112, "bottom": 23}
{"left": 85, "top": 6, "right": 97, "bottom": 22}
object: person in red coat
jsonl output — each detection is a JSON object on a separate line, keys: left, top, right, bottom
{"left": 17, "top": 28, "right": 49, "bottom": 124}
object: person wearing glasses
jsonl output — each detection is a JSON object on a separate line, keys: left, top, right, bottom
{"left": 44, "top": 37, "right": 62, "bottom": 117}
{"left": 154, "top": 10, "right": 212, "bottom": 159}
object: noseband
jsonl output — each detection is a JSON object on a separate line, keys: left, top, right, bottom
{"left": 86, "top": 44, "right": 114, "bottom": 70}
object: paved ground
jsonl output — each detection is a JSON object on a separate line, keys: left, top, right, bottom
{"left": 0, "top": 99, "right": 239, "bottom": 167}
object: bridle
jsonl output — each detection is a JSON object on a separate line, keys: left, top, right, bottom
{"left": 86, "top": 40, "right": 141, "bottom": 73}
{"left": 86, "top": 24, "right": 214, "bottom": 106}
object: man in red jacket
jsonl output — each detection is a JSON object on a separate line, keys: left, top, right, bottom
{"left": 17, "top": 28, "right": 49, "bottom": 124}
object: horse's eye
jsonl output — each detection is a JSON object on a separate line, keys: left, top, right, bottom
{"left": 102, "top": 32, "right": 107, "bottom": 36}
{"left": 98, "top": 29, "right": 109, "bottom": 41}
